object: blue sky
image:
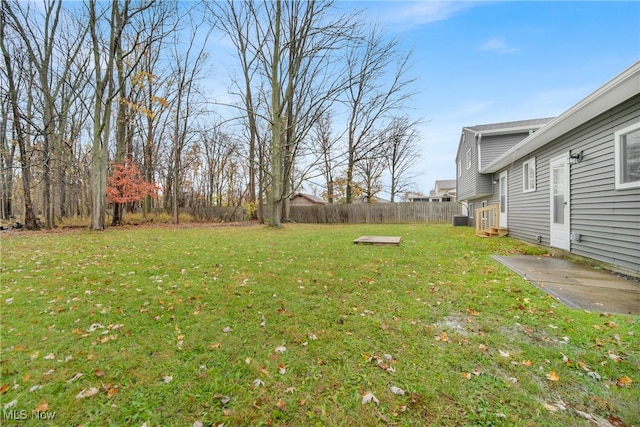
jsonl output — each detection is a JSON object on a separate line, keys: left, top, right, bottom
{"left": 338, "top": 1, "right": 640, "bottom": 196}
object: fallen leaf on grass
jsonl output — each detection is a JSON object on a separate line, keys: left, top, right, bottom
{"left": 546, "top": 401, "right": 567, "bottom": 412}
{"left": 616, "top": 376, "right": 632, "bottom": 388}
{"left": 222, "top": 327, "right": 232, "bottom": 333}
{"left": 276, "top": 401, "right": 286, "bottom": 409}
{"left": 76, "top": 388, "right": 99, "bottom": 399}
{"left": 587, "top": 371, "right": 601, "bottom": 381}
{"left": 435, "top": 331, "right": 449, "bottom": 342}
{"left": 35, "top": 401, "right": 49, "bottom": 411}
{"left": 162, "top": 375, "right": 173, "bottom": 383}
{"left": 0, "top": 384, "right": 9, "bottom": 394}
{"left": 278, "top": 364, "right": 286, "bottom": 375}
{"left": 94, "top": 369, "right": 105, "bottom": 377}
{"left": 274, "top": 346, "right": 287, "bottom": 353}
{"left": 520, "top": 360, "right": 534, "bottom": 367}
{"left": 460, "top": 372, "right": 471, "bottom": 380}
{"left": 106, "top": 386, "right": 119, "bottom": 398}
{"left": 390, "top": 386, "right": 405, "bottom": 396}
{"left": 498, "top": 350, "right": 510, "bottom": 358}
{"left": 608, "top": 353, "right": 623, "bottom": 363}
{"left": 213, "top": 394, "right": 231, "bottom": 404}
{"left": 67, "top": 373, "right": 83, "bottom": 383}
{"left": 466, "top": 308, "right": 479, "bottom": 316}
{"left": 361, "top": 392, "right": 379, "bottom": 405}
{"left": 252, "top": 379, "right": 265, "bottom": 387}
{"left": 546, "top": 370, "right": 560, "bottom": 382}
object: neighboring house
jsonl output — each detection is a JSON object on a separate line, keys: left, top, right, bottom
{"left": 290, "top": 193, "right": 326, "bottom": 206}
{"left": 353, "top": 195, "right": 389, "bottom": 204}
{"left": 456, "top": 117, "right": 554, "bottom": 225}
{"left": 429, "top": 179, "right": 457, "bottom": 202}
{"left": 456, "top": 61, "right": 640, "bottom": 274}
{"left": 408, "top": 196, "right": 430, "bottom": 202}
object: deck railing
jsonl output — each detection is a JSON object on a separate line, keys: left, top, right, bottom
{"left": 475, "top": 205, "right": 500, "bottom": 235}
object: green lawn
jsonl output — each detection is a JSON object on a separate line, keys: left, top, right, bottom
{"left": 1, "top": 224, "right": 638, "bottom": 426}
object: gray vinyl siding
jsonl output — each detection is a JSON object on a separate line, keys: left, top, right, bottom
{"left": 479, "top": 132, "right": 531, "bottom": 169}
{"left": 457, "top": 129, "right": 494, "bottom": 201}
{"left": 501, "top": 94, "right": 640, "bottom": 274}
{"left": 456, "top": 129, "right": 478, "bottom": 201}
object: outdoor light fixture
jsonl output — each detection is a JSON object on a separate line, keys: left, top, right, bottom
{"left": 569, "top": 151, "right": 583, "bottom": 165}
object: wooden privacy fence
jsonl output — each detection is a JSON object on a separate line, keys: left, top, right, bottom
{"left": 177, "top": 202, "right": 463, "bottom": 224}
{"left": 179, "top": 206, "right": 247, "bottom": 222}
{"left": 289, "top": 202, "right": 462, "bottom": 224}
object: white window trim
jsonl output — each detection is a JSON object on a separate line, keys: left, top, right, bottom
{"left": 457, "top": 160, "right": 462, "bottom": 178}
{"left": 466, "top": 148, "right": 472, "bottom": 170}
{"left": 615, "top": 122, "right": 640, "bottom": 189}
{"left": 522, "top": 157, "right": 536, "bottom": 193}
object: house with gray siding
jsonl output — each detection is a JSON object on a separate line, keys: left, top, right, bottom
{"left": 456, "top": 61, "right": 640, "bottom": 275}
{"left": 456, "top": 118, "right": 553, "bottom": 227}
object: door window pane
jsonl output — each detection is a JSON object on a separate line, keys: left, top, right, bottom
{"left": 553, "top": 166, "right": 565, "bottom": 224}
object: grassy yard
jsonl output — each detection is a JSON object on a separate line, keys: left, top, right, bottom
{"left": 0, "top": 223, "right": 638, "bottom": 426}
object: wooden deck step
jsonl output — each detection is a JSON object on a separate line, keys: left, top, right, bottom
{"left": 476, "top": 228, "right": 509, "bottom": 238}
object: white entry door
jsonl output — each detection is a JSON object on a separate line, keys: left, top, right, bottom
{"left": 499, "top": 171, "right": 508, "bottom": 228}
{"left": 550, "top": 155, "right": 570, "bottom": 250}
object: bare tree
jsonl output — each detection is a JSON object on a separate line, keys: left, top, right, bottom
{"left": 3, "top": 0, "right": 90, "bottom": 228}
{"left": 205, "top": 0, "right": 264, "bottom": 208}
{"left": 383, "top": 116, "right": 421, "bottom": 202}
{"left": 0, "top": 87, "right": 16, "bottom": 220}
{"left": 87, "top": 0, "right": 156, "bottom": 230}
{"left": 310, "top": 112, "right": 342, "bottom": 203}
{"left": 343, "top": 25, "right": 415, "bottom": 204}
{"left": 353, "top": 132, "right": 386, "bottom": 203}
{"left": 0, "top": 6, "right": 38, "bottom": 229}
{"left": 166, "top": 8, "right": 211, "bottom": 224}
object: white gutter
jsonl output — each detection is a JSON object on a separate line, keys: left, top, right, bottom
{"left": 481, "top": 61, "right": 640, "bottom": 174}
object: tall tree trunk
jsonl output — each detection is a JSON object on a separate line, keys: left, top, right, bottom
{"left": 268, "top": 0, "right": 283, "bottom": 228}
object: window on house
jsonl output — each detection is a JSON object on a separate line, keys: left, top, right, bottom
{"left": 468, "top": 202, "right": 475, "bottom": 218}
{"left": 523, "top": 157, "right": 536, "bottom": 192}
{"left": 458, "top": 160, "right": 462, "bottom": 178}
{"left": 466, "top": 148, "right": 472, "bottom": 170}
{"left": 615, "top": 122, "right": 640, "bottom": 189}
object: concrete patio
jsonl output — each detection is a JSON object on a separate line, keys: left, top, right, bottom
{"left": 493, "top": 255, "right": 640, "bottom": 316}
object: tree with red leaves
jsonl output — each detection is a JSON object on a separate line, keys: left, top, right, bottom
{"left": 106, "top": 159, "right": 159, "bottom": 225}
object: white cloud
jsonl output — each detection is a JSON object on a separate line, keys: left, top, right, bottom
{"left": 398, "top": 1, "right": 474, "bottom": 25}
{"left": 479, "top": 37, "right": 520, "bottom": 54}
{"left": 359, "top": 1, "right": 476, "bottom": 30}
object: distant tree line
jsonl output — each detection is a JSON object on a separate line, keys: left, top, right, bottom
{"left": 1, "top": 0, "right": 421, "bottom": 229}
